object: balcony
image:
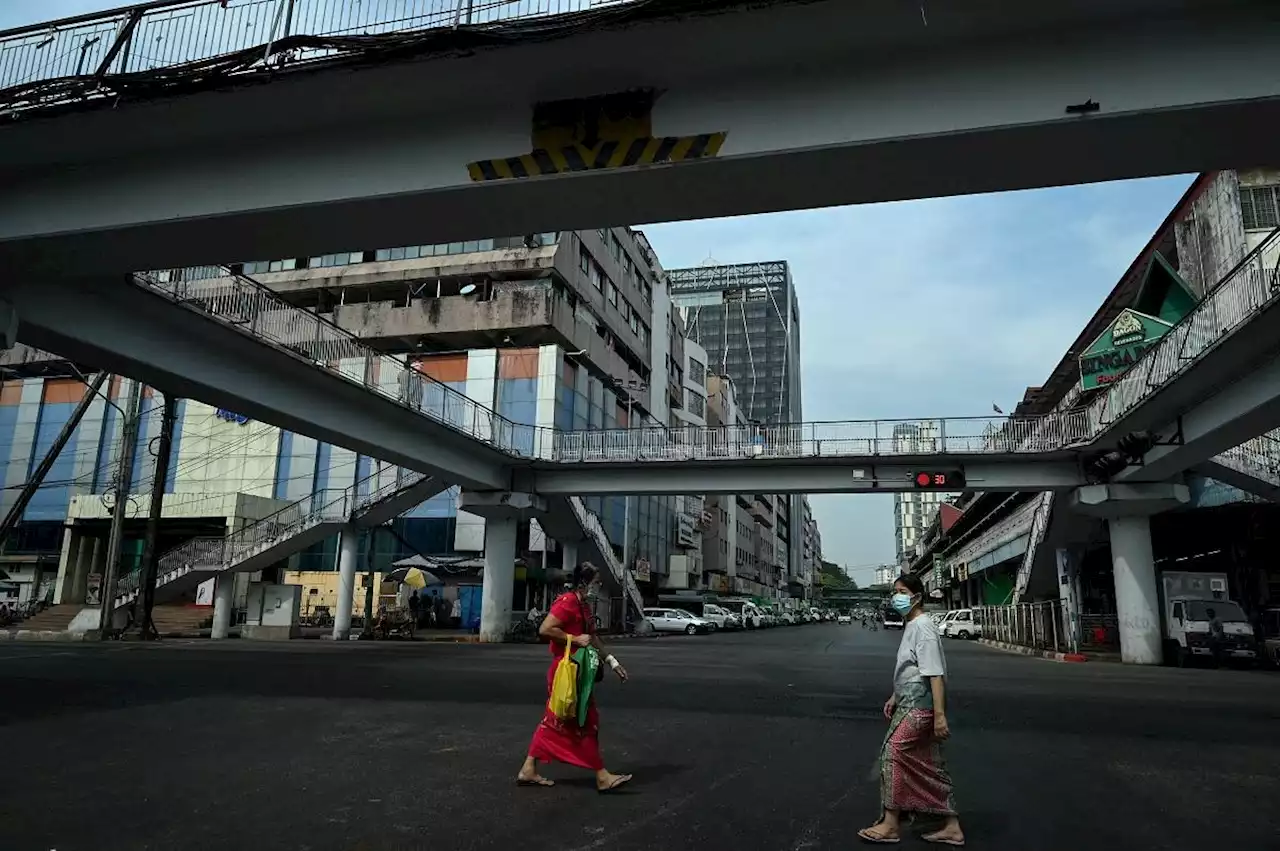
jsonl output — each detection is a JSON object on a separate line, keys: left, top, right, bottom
{"left": 750, "top": 499, "right": 774, "bottom": 528}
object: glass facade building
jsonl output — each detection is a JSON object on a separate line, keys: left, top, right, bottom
{"left": 667, "top": 261, "right": 802, "bottom": 425}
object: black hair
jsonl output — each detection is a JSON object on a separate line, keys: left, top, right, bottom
{"left": 895, "top": 573, "right": 925, "bottom": 598}
{"left": 572, "top": 562, "right": 599, "bottom": 588}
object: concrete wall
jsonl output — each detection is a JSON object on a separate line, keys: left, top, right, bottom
{"left": 1174, "top": 170, "right": 1248, "bottom": 295}
{"left": 329, "top": 283, "right": 555, "bottom": 346}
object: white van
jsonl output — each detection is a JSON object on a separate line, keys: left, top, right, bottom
{"left": 718, "top": 599, "right": 764, "bottom": 630}
{"left": 701, "top": 603, "right": 742, "bottom": 631}
{"left": 941, "top": 608, "right": 981, "bottom": 639}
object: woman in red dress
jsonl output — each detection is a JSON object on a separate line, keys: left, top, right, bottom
{"left": 516, "top": 562, "right": 633, "bottom": 792}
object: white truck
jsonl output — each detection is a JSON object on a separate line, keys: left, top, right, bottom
{"left": 1161, "top": 571, "right": 1258, "bottom": 667}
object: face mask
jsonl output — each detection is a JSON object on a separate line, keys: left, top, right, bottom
{"left": 890, "top": 593, "right": 915, "bottom": 615}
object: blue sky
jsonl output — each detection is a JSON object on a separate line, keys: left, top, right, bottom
{"left": 3, "top": 2, "right": 1197, "bottom": 585}
{"left": 642, "top": 176, "right": 1195, "bottom": 583}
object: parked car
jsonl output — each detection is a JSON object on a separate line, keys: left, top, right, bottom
{"left": 717, "top": 599, "right": 765, "bottom": 629}
{"left": 883, "top": 610, "right": 905, "bottom": 630}
{"left": 837, "top": 613, "right": 852, "bottom": 625}
{"left": 643, "top": 607, "right": 715, "bottom": 635}
{"left": 701, "top": 603, "right": 742, "bottom": 631}
{"left": 940, "top": 608, "right": 981, "bottom": 639}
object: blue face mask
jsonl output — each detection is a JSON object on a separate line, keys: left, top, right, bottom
{"left": 890, "top": 593, "right": 915, "bottom": 615}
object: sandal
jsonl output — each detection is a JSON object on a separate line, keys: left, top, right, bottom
{"left": 857, "top": 826, "right": 901, "bottom": 844}
{"left": 597, "top": 773, "right": 633, "bottom": 793}
{"left": 922, "top": 832, "right": 965, "bottom": 847}
{"left": 516, "top": 775, "right": 555, "bottom": 787}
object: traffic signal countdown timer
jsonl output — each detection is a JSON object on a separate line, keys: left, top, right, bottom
{"left": 912, "top": 470, "right": 966, "bottom": 489}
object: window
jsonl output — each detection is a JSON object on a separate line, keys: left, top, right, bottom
{"left": 308, "top": 252, "right": 361, "bottom": 269}
{"left": 687, "top": 390, "right": 705, "bottom": 418}
{"left": 610, "top": 234, "right": 623, "bottom": 263}
{"left": 590, "top": 262, "right": 604, "bottom": 291}
{"left": 243, "top": 258, "right": 298, "bottom": 274}
{"left": 597, "top": 228, "right": 609, "bottom": 244}
{"left": 579, "top": 245, "right": 592, "bottom": 274}
{"left": 1241, "top": 185, "right": 1280, "bottom": 231}
{"left": 688, "top": 357, "right": 706, "bottom": 386}
{"left": 607, "top": 281, "right": 619, "bottom": 307}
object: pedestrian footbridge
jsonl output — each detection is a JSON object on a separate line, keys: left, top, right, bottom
{"left": 10, "top": 232, "right": 1280, "bottom": 637}
{"left": 1, "top": 0, "right": 1279, "bottom": 277}
{"left": 12, "top": 229, "right": 1280, "bottom": 501}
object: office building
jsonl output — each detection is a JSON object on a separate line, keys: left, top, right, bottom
{"left": 0, "top": 227, "right": 689, "bottom": 617}
{"left": 669, "top": 260, "right": 806, "bottom": 591}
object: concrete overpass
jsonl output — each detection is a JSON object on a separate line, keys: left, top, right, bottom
{"left": 1, "top": 0, "right": 1279, "bottom": 276}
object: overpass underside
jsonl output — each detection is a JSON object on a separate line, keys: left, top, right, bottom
{"left": 0, "top": 0, "right": 1278, "bottom": 275}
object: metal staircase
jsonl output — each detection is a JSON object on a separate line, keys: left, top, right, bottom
{"left": 1013, "top": 492, "right": 1055, "bottom": 603}
{"left": 1205, "top": 428, "right": 1280, "bottom": 494}
{"left": 113, "top": 469, "right": 443, "bottom": 611}
{"left": 567, "top": 496, "right": 645, "bottom": 617}
{"left": 536, "top": 496, "right": 644, "bottom": 621}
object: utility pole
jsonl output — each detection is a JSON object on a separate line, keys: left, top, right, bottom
{"left": 131, "top": 394, "right": 179, "bottom": 640}
{"left": 361, "top": 527, "right": 376, "bottom": 638}
{"left": 98, "top": 379, "right": 145, "bottom": 639}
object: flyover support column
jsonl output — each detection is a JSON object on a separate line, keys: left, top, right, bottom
{"left": 562, "top": 541, "right": 579, "bottom": 575}
{"left": 1069, "top": 483, "right": 1190, "bottom": 666}
{"left": 480, "top": 517, "right": 518, "bottom": 643}
{"left": 211, "top": 572, "right": 235, "bottom": 640}
{"left": 1108, "top": 516, "right": 1162, "bottom": 666}
{"left": 332, "top": 524, "right": 359, "bottom": 641}
{"left": 457, "top": 490, "right": 548, "bottom": 644}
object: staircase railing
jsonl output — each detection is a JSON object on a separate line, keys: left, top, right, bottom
{"left": 117, "top": 464, "right": 434, "bottom": 604}
{"left": 1209, "top": 428, "right": 1280, "bottom": 488}
{"left": 0, "top": 0, "right": 644, "bottom": 117}
{"left": 134, "top": 266, "right": 537, "bottom": 458}
{"left": 1089, "top": 227, "right": 1280, "bottom": 430}
{"left": 567, "top": 496, "right": 644, "bottom": 617}
{"left": 1013, "top": 492, "right": 1054, "bottom": 603}
{"left": 949, "top": 497, "right": 1041, "bottom": 567}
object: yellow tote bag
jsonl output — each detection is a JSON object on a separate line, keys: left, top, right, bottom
{"left": 548, "top": 637, "right": 579, "bottom": 720}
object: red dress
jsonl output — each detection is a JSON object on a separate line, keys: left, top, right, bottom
{"left": 527, "top": 592, "right": 603, "bottom": 770}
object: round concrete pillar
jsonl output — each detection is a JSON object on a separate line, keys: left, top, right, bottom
{"left": 1109, "top": 515, "right": 1162, "bottom": 665}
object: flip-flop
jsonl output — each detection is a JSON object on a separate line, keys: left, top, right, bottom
{"left": 516, "top": 776, "right": 555, "bottom": 787}
{"left": 597, "top": 773, "right": 633, "bottom": 793}
{"left": 857, "top": 827, "right": 901, "bottom": 844}
{"left": 921, "top": 833, "right": 965, "bottom": 847}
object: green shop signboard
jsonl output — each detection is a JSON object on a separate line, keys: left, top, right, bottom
{"left": 1078, "top": 308, "right": 1174, "bottom": 391}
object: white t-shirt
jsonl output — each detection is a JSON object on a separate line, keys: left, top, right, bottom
{"left": 893, "top": 614, "right": 947, "bottom": 706}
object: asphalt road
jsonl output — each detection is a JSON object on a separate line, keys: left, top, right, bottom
{"left": 2, "top": 625, "right": 1278, "bottom": 851}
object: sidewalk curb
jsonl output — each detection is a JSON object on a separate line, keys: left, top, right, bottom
{"left": 0, "top": 629, "right": 90, "bottom": 642}
{"left": 977, "top": 638, "right": 1088, "bottom": 663}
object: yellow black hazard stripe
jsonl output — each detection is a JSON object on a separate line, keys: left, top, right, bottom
{"left": 467, "top": 132, "right": 726, "bottom": 182}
